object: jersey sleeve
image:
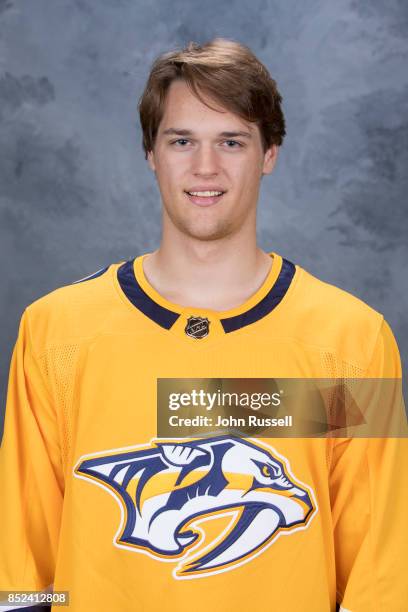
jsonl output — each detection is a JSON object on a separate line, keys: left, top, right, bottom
{"left": 330, "top": 318, "right": 408, "bottom": 611}
{"left": 0, "top": 309, "right": 64, "bottom": 606}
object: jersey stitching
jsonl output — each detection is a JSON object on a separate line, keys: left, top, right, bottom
{"left": 366, "top": 448, "right": 379, "bottom": 611}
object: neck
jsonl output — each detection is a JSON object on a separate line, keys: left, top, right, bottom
{"left": 142, "top": 227, "right": 273, "bottom": 311}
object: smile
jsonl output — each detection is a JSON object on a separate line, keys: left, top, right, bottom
{"left": 184, "top": 190, "right": 226, "bottom": 207}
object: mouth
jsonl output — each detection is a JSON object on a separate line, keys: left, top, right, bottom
{"left": 184, "top": 190, "right": 226, "bottom": 207}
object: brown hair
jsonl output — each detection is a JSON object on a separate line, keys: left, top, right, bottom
{"left": 138, "top": 38, "right": 286, "bottom": 159}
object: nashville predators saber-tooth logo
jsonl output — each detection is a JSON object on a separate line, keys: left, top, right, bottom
{"left": 74, "top": 436, "right": 317, "bottom": 579}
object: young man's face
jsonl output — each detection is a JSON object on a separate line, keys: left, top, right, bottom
{"left": 147, "top": 79, "right": 278, "bottom": 242}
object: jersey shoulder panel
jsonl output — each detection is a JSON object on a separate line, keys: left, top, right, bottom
{"left": 25, "top": 261, "right": 125, "bottom": 356}
{"left": 284, "top": 265, "right": 384, "bottom": 371}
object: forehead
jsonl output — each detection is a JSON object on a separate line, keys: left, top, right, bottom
{"left": 158, "top": 79, "right": 256, "bottom": 135}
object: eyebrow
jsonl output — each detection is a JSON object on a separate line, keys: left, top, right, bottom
{"left": 162, "top": 128, "right": 252, "bottom": 139}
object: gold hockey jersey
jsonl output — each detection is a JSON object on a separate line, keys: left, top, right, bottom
{"left": 0, "top": 252, "right": 407, "bottom": 612}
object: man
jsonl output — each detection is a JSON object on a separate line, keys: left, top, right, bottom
{"left": 0, "top": 38, "right": 407, "bottom": 612}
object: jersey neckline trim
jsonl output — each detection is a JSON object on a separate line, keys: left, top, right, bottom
{"left": 116, "top": 252, "right": 297, "bottom": 334}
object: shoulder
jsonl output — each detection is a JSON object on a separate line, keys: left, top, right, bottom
{"left": 24, "top": 260, "right": 125, "bottom": 356}
{"left": 283, "top": 261, "right": 385, "bottom": 370}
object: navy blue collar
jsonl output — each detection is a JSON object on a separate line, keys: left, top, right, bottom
{"left": 117, "top": 256, "right": 296, "bottom": 333}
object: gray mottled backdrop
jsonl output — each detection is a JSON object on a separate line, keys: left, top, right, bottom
{"left": 1, "top": 0, "right": 407, "bottom": 426}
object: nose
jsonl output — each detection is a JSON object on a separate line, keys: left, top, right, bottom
{"left": 192, "top": 144, "right": 219, "bottom": 177}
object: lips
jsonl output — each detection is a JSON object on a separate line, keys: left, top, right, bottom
{"left": 184, "top": 188, "right": 227, "bottom": 207}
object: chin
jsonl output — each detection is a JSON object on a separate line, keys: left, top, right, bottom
{"left": 165, "top": 205, "right": 236, "bottom": 241}
{"left": 182, "top": 222, "right": 235, "bottom": 242}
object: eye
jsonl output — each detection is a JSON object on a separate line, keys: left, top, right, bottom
{"left": 223, "top": 140, "right": 243, "bottom": 148}
{"left": 261, "top": 463, "right": 282, "bottom": 478}
{"left": 171, "top": 138, "right": 190, "bottom": 146}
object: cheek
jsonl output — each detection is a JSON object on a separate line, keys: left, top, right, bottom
{"left": 158, "top": 157, "right": 187, "bottom": 187}
{"left": 234, "top": 154, "right": 262, "bottom": 181}
{"left": 232, "top": 163, "right": 260, "bottom": 194}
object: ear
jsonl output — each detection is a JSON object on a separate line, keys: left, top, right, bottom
{"left": 147, "top": 149, "right": 156, "bottom": 172}
{"left": 262, "top": 144, "right": 278, "bottom": 176}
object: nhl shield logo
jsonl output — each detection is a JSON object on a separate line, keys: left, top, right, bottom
{"left": 185, "top": 316, "right": 210, "bottom": 339}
